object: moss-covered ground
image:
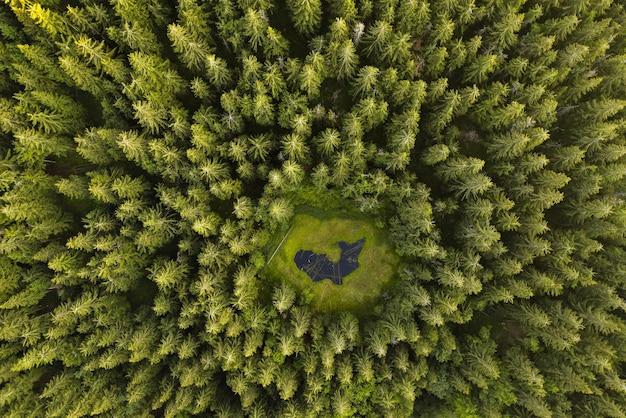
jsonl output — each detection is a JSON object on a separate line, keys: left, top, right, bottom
{"left": 264, "top": 210, "right": 398, "bottom": 313}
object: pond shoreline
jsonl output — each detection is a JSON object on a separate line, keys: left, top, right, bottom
{"left": 294, "top": 238, "right": 366, "bottom": 285}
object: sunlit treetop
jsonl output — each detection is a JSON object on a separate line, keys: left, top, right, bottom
{"left": 1, "top": 0, "right": 626, "bottom": 416}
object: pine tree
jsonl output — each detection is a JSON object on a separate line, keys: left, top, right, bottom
{"left": 168, "top": 23, "right": 212, "bottom": 72}
{"left": 352, "top": 66, "right": 379, "bottom": 98}
{"left": 315, "top": 128, "right": 341, "bottom": 156}
{"left": 287, "top": 0, "right": 322, "bottom": 36}
{"left": 464, "top": 54, "right": 500, "bottom": 84}
{"left": 2, "top": 0, "right": 626, "bottom": 416}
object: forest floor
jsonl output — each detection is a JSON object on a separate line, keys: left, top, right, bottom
{"left": 264, "top": 210, "right": 398, "bottom": 313}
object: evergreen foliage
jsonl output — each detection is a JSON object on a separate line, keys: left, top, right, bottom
{"left": 1, "top": 0, "right": 626, "bottom": 416}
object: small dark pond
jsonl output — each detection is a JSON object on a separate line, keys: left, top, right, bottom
{"left": 294, "top": 238, "right": 366, "bottom": 285}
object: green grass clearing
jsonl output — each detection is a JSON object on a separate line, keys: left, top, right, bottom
{"left": 264, "top": 212, "right": 398, "bottom": 313}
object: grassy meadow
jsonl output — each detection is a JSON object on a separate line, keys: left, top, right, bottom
{"left": 264, "top": 211, "right": 398, "bottom": 313}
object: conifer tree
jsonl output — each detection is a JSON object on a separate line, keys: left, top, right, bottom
{"left": 2, "top": 0, "right": 626, "bottom": 416}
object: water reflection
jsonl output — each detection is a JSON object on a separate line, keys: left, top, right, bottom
{"left": 294, "top": 238, "right": 366, "bottom": 285}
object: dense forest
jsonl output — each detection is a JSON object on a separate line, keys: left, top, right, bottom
{"left": 1, "top": 0, "right": 626, "bottom": 416}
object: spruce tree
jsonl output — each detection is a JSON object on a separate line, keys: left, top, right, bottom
{"left": 1, "top": 0, "right": 626, "bottom": 416}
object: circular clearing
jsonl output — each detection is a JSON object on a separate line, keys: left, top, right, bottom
{"left": 265, "top": 212, "right": 398, "bottom": 313}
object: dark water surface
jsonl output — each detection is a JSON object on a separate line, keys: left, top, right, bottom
{"left": 294, "top": 238, "right": 366, "bottom": 285}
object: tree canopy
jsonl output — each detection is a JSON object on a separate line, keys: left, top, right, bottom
{"left": 1, "top": 0, "right": 626, "bottom": 416}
